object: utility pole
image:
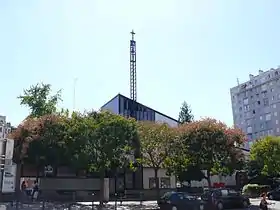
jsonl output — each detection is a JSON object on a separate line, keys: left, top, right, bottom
{"left": 73, "top": 78, "right": 78, "bottom": 111}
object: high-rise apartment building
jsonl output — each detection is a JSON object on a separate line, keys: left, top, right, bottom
{"left": 230, "top": 68, "right": 280, "bottom": 150}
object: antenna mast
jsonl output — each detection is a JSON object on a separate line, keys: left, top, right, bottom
{"left": 130, "top": 30, "right": 137, "bottom": 101}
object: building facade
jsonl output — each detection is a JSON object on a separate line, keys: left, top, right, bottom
{"left": 101, "top": 94, "right": 178, "bottom": 127}
{"left": 230, "top": 68, "right": 280, "bottom": 149}
{"left": 0, "top": 115, "right": 12, "bottom": 138}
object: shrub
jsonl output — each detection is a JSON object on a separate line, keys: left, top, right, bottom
{"left": 242, "top": 184, "right": 270, "bottom": 197}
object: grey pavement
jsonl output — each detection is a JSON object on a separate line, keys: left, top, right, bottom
{"left": 2, "top": 198, "right": 280, "bottom": 210}
{"left": 249, "top": 198, "right": 279, "bottom": 210}
{"left": 2, "top": 201, "right": 159, "bottom": 210}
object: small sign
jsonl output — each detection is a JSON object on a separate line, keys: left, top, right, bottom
{"left": 2, "top": 165, "right": 16, "bottom": 193}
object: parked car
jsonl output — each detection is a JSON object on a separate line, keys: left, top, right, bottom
{"left": 158, "top": 191, "right": 204, "bottom": 210}
{"left": 201, "top": 188, "right": 250, "bottom": 210}
{"left": 267, "top": 187, "right": 280, "bottom": 200}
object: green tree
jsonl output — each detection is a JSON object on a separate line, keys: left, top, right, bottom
{"left": 178, "top": 101, "right": 194, "bottom": 124}
{"left": 84, "top": 111, "right": 138, "bottom": 204}
{"left": 165, "top": 133, "right": 204, "bottom": 186}
{"left": 61, "top": 112, "right": 91, "bottom": 173}
{"left": 245, "top": 160, "right": 263, "bottom": 178}
{"left": 11, "top": 114, "right": 67, "bottom": 176}
{"left": 12, "top": 83, "right": 62, "bottom": 203}
{"left": 137, "top": 121, "right": 177, "bottom": 199}
{"left": 250, "top": 136, "right": 280, "bottom": 177}
{"left": 179, "top": 118, "right": 245, "bottom": 187}
{"left": 10, "top": 114, "right": 66, "bottom": 208}
{"left": 18, "top": 83, "right": 61, "bottom": 118}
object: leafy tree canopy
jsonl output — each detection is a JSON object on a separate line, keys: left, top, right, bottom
{"left": 250, "top": 136, "right": 280, "bottom": 177}
{"left": 178, "top": 101, "right": 194, "bottom": 124}
{"left": 245, "top": 160, "right": 263, "bottom": 178}
{"left": 10, "top": 114, "right": 67, "bottom": 166}
{"left": 177, "top": 118, "right": 246, "bottom": 187}
{"left": 18, "top": 83, "right": 61, "bottom": 118}
{"left": 84, "top": 111, "right": 138, "bottom": 173}
{"left": 137, "top": 121, "right": 178, "bottom": 199}
{"left": 137, "top": 121, "right": 178, "bottom": 169}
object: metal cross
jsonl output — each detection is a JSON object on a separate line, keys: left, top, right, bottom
{"left": 130, "top": 30, "right": 135, "bottom": 40}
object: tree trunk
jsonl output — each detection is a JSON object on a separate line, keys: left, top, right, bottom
{"left": 35, "top": 157, "right": 39, "bottom": 181}
{"left": 155, "top": 168, "right": 160, "bottom": 201}
{"left": 206, "top": 170, "right": 211, "bottom": 188}
{"left": 15, "top": 163, "right": 22, "bottom": 208}
{"left": 36, "top": 164, "right": 40, "bottom": 182}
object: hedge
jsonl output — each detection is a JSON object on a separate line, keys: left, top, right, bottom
{"left": 242, "top": 184, "right": 271, "bottom": 197}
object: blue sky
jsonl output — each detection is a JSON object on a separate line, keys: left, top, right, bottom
{"left": 1, "top": 0, "right": 280, "bottom": 126}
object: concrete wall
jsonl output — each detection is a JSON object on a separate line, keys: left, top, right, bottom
{"left": 189, "top": 170, "right": 236, "bottom": 187}
{"left": 40, "top": 178, "right": 101, "bottom": 191}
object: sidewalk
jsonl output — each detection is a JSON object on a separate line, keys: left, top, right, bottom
{"left": 77, "top": 201, "right": 158, "bottom": 210}
{"left": 1, "top": 201, "right": 159, "bottom": 210}
{"left": 78, "top": 201, "right": 158, "bottom": 206}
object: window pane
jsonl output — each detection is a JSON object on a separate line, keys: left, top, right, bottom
{"left": 119, "top": 97, "right": 124, "bottom": 114}
{"left": 149, "top": 177, "right": 158, "bottom": 189}
{"left": 160, "top": 177, "right": 171, "bottom": 188}
{"left": 221, "top": 189, "right": 228, "bottom": 196}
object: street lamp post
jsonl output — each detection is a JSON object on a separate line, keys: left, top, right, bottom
{"left": 0, "top": 122, "right": 14, "bottom": 205}
{"left": 73, "top": 78, "right": 78, "bottom": 111}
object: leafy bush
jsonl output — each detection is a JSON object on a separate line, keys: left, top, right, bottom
{"left": 242, "top": 184, "right": 270, "bottom": 197}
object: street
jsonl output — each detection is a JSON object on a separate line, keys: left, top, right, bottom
{"left": 2, "top": 198, "right": 280, "bottom": 210}
{"left": 248, "top": 198, "right": 279, "bottom": 210}
{"left": 61, "top": 199, "right": 280, "bottom": 210}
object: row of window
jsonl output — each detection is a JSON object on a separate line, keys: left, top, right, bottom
{"left": 233, "top": 70, "right": 280, "bottom": 95}
{"left": 245, "top": 113, "right": 278, "bottom": 126}
{"left": 242, "top": 92, "right": 280, "bottom": 106}
{"left": 246, "top": 113, "right": 278, "bottom": 134}
{"left": 247, "top": 129, "right": 280, "bottom": 142}
{"left": 119, "top": 97, "right": 155, "bottom": 121}
{"left": 248, "top": 121, "right": 279, "bottom": 133}
{"left": 149, "top": 177, "right": 171, "bottom": 189}
{"left": 0, "top": 126, "right": 12, "bottom": 138}
{"left": 234, "top": 97, "right": 269, "bottom": 116}
{"left": 232, "top": 77, "right": 280, "bottom": 106}
{"left": 245, "top": 129, "right": 277, "bottom": 149}
{"left": 234, "top": 89, "right": 280, "bottom": 114}
{"left": 235, "top": 103, "right": 278, "bottom": 122}
{"left": 239, "top": 98, "right": 269, "bottom": 113}
{"left": 120, "top": 109, "right": 155, "bottom": 121}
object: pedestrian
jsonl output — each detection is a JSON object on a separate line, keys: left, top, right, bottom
{"left": 259, "top": 192, "right": 268, "bottom": 210}
{"left": 21, "top": 180, "right": 26, "bottom": 192}
{"left": 31, "top": 181, "right": 39, "bottom": 201}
